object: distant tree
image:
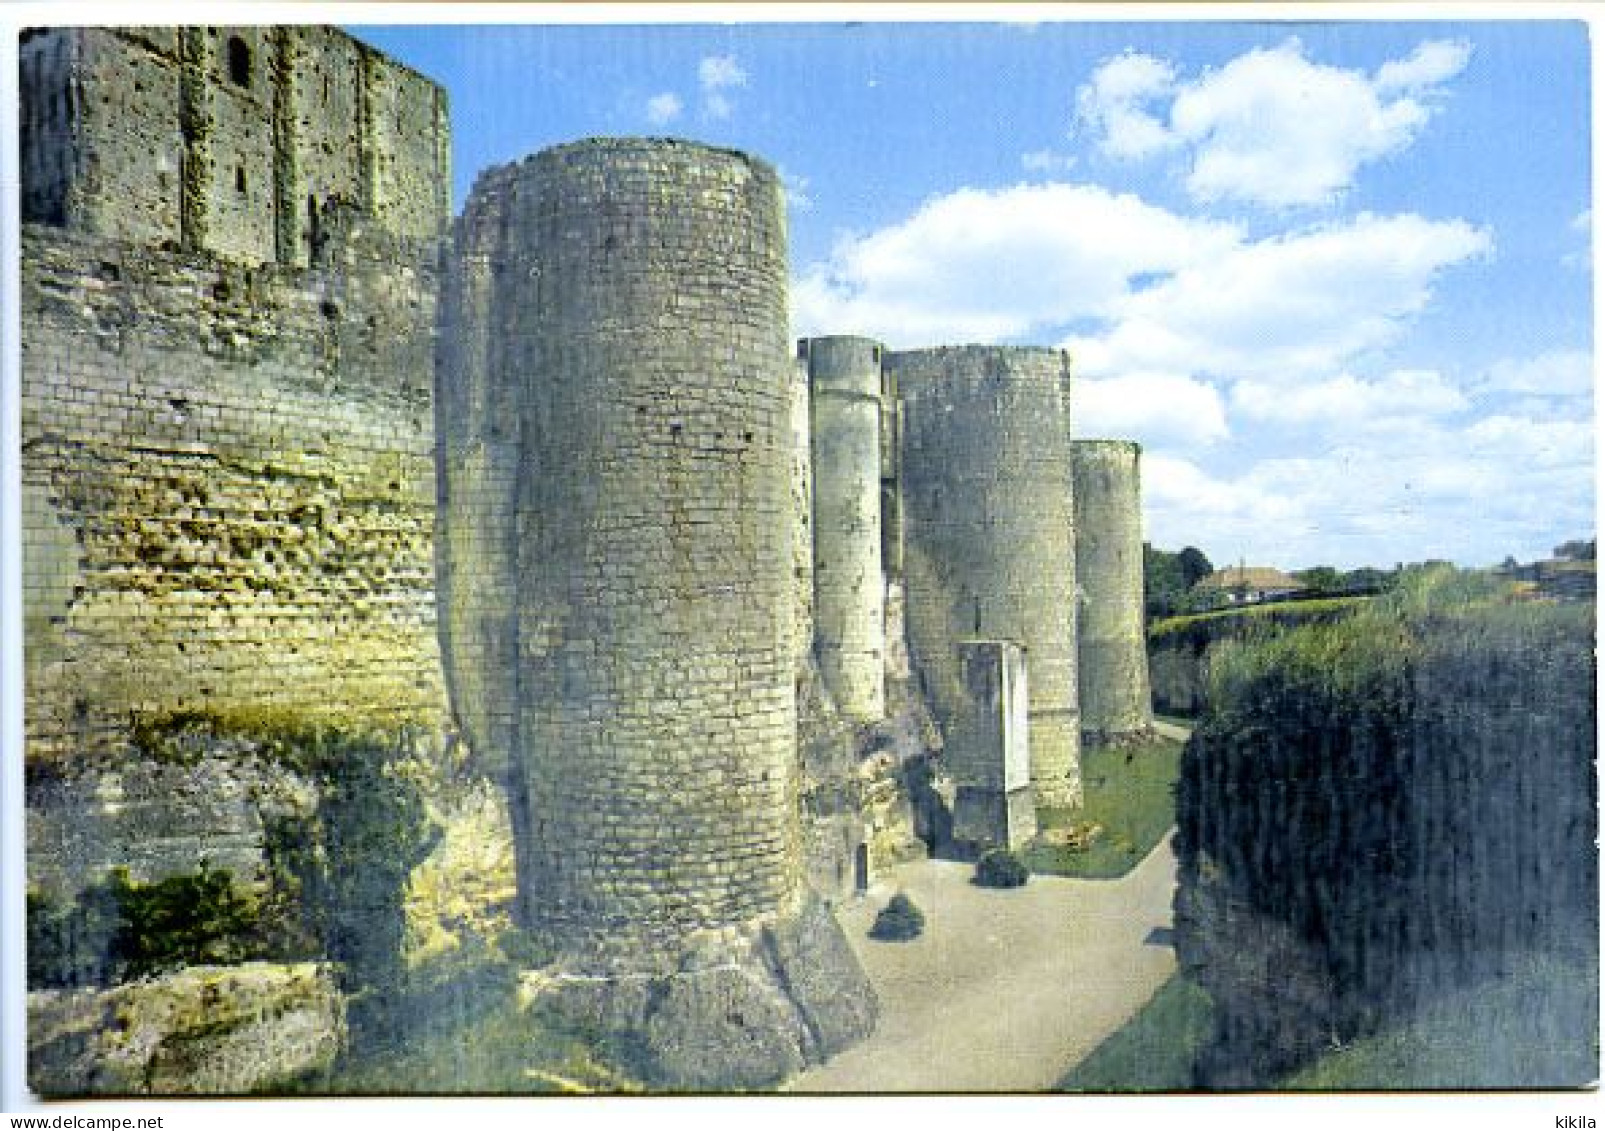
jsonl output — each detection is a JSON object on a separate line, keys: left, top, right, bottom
{"left": 1554, "top": 539, "right": 1596, "bottom": 561}
{"left": 1343, "top": 566, "right": 1395, "bottom": 594}
{"left": 1295, "top": 566, "right": 1343, "bottom": 595}
{"left": 1143, "top": 543, "right": 1184, "bottom": 619}
{"left": 1144, "top": 544, "right": 1215, "bottom": 619}
{"left": 1177, "top": 546, "right": 1214, "bottom": 589}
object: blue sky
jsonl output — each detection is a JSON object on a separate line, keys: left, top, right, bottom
{"left": 358, "top": 19, "right": 1593, "bottom": 572}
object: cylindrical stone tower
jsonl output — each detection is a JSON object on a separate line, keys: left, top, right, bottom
{"left": 801, "top": 335, "right": 886, "bottom": 723}
{"left": 1072, "top": 440, "right": 1154, "bottom": 742}
{"left": 438, "top": 138, "right": 873, "bottom": 1089}
{"left": 891, "top": 346, "right": 1082, "bottom": 808}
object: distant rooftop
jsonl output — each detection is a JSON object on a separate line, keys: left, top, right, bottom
{"left": 1194, "top": 566, "right": 1306, "bottom": 593}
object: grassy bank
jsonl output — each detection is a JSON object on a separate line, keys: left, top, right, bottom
{"left": 1147, "top": 595, "right": 1371, "bottom": 642}
{"left": 1061, "top": 951, "right": 1597, "bottom": 1093}
{"left": 1058, "top": 971, "right": 1214, "bottom": 1092}
{"left": 1028, "top": 731, "right": 1183, "bottom": 879}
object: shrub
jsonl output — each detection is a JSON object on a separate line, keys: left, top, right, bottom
{"left": 27, "top": 865, "right": 266, "bottom": 988}
{"left": 974, "top": 849, "right": 1029, "bottom": 889}
{"left": 869, "top": 892, "right": 924, "bottom": 941}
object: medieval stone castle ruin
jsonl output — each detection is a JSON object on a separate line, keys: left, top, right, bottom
{"left": 20, "top": 26, "right": 1152, "bottom": 1089}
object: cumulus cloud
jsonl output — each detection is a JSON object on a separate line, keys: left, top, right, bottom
{"left": 1481, "top": 349, "right": 1594, "bottom": 398}
{"left": 1143, "top": 396, "right": 1594, "bottom": 570}
{"left": 1070, "top": 212, "right": 1492, "bottom": 383}
{"left": 1074, "top": 50, "right": 1178, "bottom": 160}
{"left": 1231, "top": 369, "right": 1469, "bottom": 427}
{"left": 791, "top": 181, "right": 1239, "bottom": 345}
{"left": 1075, "top": 371, "right": 1229, "bottom": 448}
{"left": 1075, "top": 39, "right": 1472, "bottom": 207}
{"left": 1374, "top": 39, "right": 1475, "bottom": 93}
{"left": 698, "top": 53, "right": 747, "bottom": 119}
{"left": 644, "top": 91, "right": 683, "bottom": 126}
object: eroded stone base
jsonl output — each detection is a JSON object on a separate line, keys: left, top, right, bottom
{"left": 518, "top": 895, "right": 877, "bottom": 1091}
{"left": 28, "top": 962, "right": 343, "bottom": 1097}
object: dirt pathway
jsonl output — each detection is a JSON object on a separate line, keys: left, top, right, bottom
{"left": 788, "top": 834, "right": 1179, "bottom": 1093}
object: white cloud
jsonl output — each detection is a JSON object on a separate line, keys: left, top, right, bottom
{"left": 699, "top": 53, "right": 747, "bottom": 119}
{"left": 1075, "top": 39, "right": 1471, "bottom": 207}
{"left": 1232, "top": 369, "right": 1469, "bottom": 427}
{"left": 1564, "top": 208, "right": 1592, "bottom": 271}
{"left": 1075, "top": 371, "right": 1228, "bottom": 448}
{"left": 1074, "top": 51, "right": 1178, "bottom": 160}
{"left": 1374, "top": 40, "right": 1474, "bottom": 93}
{"left": 791, "top": 181, "right": 1239, "bottom": 346}
{"left": 1071, "top": 213, "right": 1491, "bottom": 383}
{"left": 698, "top": 54, "right": 747, "bottom": 90}
{"left": 644, "top": 91, "right": 683, "bottom": 126}
{"left": 1482, "top": 349, "right": 1594, "bottom": 398}
{"left": 1021, "top": 148, "right": 1078, "bottom": 174}
{"left": 1463, "top": 413, "right": 1594, "bottom": 469}
{"left": 1142, "top": 397, "right": 1595, "bottom": 570}
{"left": 779, "top": 166, "right": 813, "bottom": 212}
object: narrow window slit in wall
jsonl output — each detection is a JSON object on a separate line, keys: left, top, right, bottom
{"left": 228, "top": 37, "right": 252, "bottom": 88}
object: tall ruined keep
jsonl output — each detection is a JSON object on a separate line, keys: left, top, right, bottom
{"left": 800, "top": 336, "right": 888, "bottom": 723}
{"left": 1072, "top": 441, "right": 1153, "bottom": 741}
{"left": 436, "top": 139, "right": 876, "bottom": 1088}
{"left": 892, "top": 346, "right": 1084, "bottom": 809}
{"left": 20, "top": 26, "right": 451, "bottom": 892}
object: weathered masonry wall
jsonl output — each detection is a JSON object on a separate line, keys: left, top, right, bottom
{"left": 1072, "top": 440, "right": 1153, "bottom": 741}
{"left": 892, "top": 346, "right": 1083, "bottom": 808}
{"left": 439, "top": 139, "right": 802, "bottom": 947}
{"left": 22, "top": 224, "right": 448, "bottom": 770}
{"left": 802, "top": 336, "right": 887, "bottom": 724}
{"left": 949, "top": 640, "right": 1035, "bottom": 851}
{"left": 20, "top": 25, "right": 451, "bottom": 786}
{"left": 20, "top": 26, "right": 448, "bottom": 267}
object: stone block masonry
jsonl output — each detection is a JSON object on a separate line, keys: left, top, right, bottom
{"left": 20, "top": 26, "right": 449, "bottom": 267}
{"left": 892, "top": 346, "right": 1084, "bottom": 809}
{"left": 20, "top": 25, "right": 452, "bottom": 903}
{"left": 801, "top": 336, "right": 887, "bottom": 724}
{"left": 437, "top": 138, "right": 875, "bottom": 1087}
{"left": 21, "top": 226, "right": 447, "bottom": 771}
{"left": 1072, "top": 440, "right": 1154, "bottom": 742}
{"left": 948, "top": 640, "right": 1036, "bottom": 851}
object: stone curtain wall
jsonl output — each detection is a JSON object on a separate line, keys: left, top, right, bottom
{"left": 1071, "top": 441, "right": 1153, "bottom": 741}
{"left": 21, "top": 226, "right": 447, "bottom": 769}
{"left": 892, "top": 346, "right": 1083, "bottom": 808}
{"left": 439, "top": 140, "right": 802, "bottom": 948}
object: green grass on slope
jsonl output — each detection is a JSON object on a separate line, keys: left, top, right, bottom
{"left": 1058, "top": 972, "right": 1215, "bottom": 1092}
{"left": 1058, "top": 952, "right": 1598, "bottom": 1093}
{"left": 1283, "top": 952, "right": 1599, "bottom": 1091}
{"left": 1029, "top": 732, "right": 1183, "bottom": 879}
{"left": 1147, "top": 596, "right": 1371, "bottom": 641}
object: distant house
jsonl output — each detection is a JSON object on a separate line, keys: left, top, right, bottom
{"left": 1193, "top": 566, "right": 1308, "bottom": 607}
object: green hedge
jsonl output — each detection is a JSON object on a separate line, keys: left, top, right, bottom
{"left": 1174, "top": 570, "right": 1596, "bottom": 1086}
{"left": 1148, "top": 596, "right": 1370, "bottom": 649}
